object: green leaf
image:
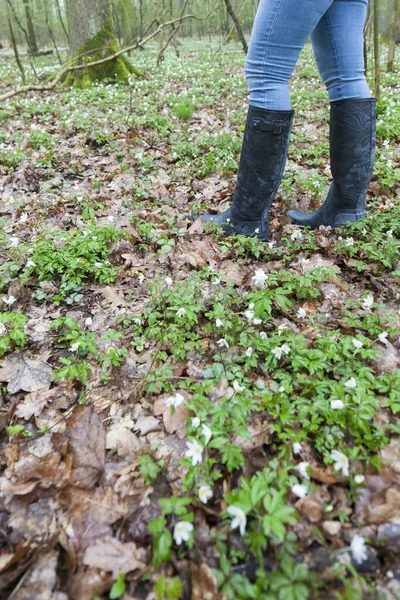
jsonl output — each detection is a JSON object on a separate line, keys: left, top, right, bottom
{"left": 109, "top": 573, "right": 126, "bottom": 599}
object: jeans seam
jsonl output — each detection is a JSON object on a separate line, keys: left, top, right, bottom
{"left": 260, "top": 0, "right": 286, "bottom": 109}
{"left": 326, "top": 8, "right": 343, "bottom": 101}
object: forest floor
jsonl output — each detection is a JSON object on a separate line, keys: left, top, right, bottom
{"left": 0, "top": 39, "right": 400, "bottom": 600}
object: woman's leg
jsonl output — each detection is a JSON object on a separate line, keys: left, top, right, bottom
{"left": 310, "top": 0, "right": 371, "bottom": 101}
{"left": 245, "top": 0, "right": 336, "bottom": 110}
{"left": 287, "top": 0, "right": 376, "bottom": 228}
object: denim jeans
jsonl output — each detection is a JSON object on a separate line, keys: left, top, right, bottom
{"left": 245, "top": 0, "right": 372, "bottom": 109}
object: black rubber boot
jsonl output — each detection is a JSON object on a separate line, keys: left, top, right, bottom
{"left": 201, "top": 105, "right": 294, "bottom": 241}
{"left": 287, "top": 98, "right": 376, "bottom": 228}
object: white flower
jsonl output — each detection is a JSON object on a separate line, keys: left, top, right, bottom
{"left": 291, "top": 484, "right": 308, "bottom": 499}
{"left": 278, "top": 324, "right": 289, "bottom": 335}
{"left": 2, "top": 296, "right": 16, "bottom": 306}
{"left": 279, "top": 386, "right": 285, "bottom": 393}
{"left": 173, "top": 521, "right": 193, "bottom": 545}
{"left": 9, "top": 237, "right": 19, "bottom": 248}
{"left": 293, "top": 442, "right": 302, "bottom": 455}
{"left": 165, "top": 393, "right": 184, "bottom": 409}
{"left": 297, "top": 461, "right": 311, "bottom": 480}
{"left": 132, "top": 318, "right": 141, "bottom": 326}
{"left": 362, "top": 294, "right": 374, "bottom": 310}
{"left": 202, "top": 424, "right": 212, "bottom": 445}
{"left": 291, "top": 229, "right": 302, "bottom": 241}
{"left": 248, "top": 303, "right": 255, "bottom": 310}
{"left": 253, "top": 318, "right": 262, "bottom": 325}
{"left": 215, "top": 318, "right": 223, "bottom": 328}
{"left": 344, "top": 377, "right": 357, "bottom": 389}
{"left": 350, "top": 534, "right": 368, "bottom": 564}
{"left": 199, "top": 484, "right": 213, "bottom": 504}
{"left": 217, "top": 338, "right": 229, "bottom": 349}
{"left": 70, "top": 341, "right": 81, "bottom": 352}
{"left": 233, "top": 381, "right": 245, "bottom": 392}
{"left": 85, "top": 317, "right": 93, "bottom": 326}
{"left": 268, "top": 241, "right": 275, "bottom": 249}
{"left": 259, "top": 332, "right": 268, "bottom": 340}
{"left": 345, "top": 237, "right": 354, "bottom": 247}
{"left": 272, "top": 346, "right": 283, "bottom": 359}
{"left": 176, "top": 308, "right": 186, "bottom": 318}
{"left": 185, "top": 440, "right": 203, "bottom": 466}
{"left": 378, "top": 331, "right": 388, "bottom": 345}
{"left": 191, "top": 417, "right": 200, "bottom": 428}
{"left": 251, "top": 269, "right": 268, "bottom": 287}
{"left": 19, "top": 212, "right": 28, "bottom": 223}
{"left": 165, "top": 276, "right": 173, "bottom": 287}
{"left": 245, "top": 347, "right": 253, "bottom": 357}
{"left": 0, "top": 322, "right": 6, "bottom": 336}
{"left": 331, "top": 400, "right": 344, "bottom": 410}
{"left": 281, "top": 344, "right": 290, "bottom": 355}
{"left": 352, "top": 339, "right": 363, "bottom": 349}
{"left": 297, "top": 308, "right": 307, "bottom": 319}
{"left": 94, "top": 262, "right": 103, "bottom": 269}
{"left": 227, "top": 506, "right": 247, "bottom": 536}
{"left": 331, "top": 450, "right": 349, "bottom": 477}
{"left": 138, "top": 273, "right": 145, "bottom": 284}
{"left": 25, "top": 260, "right": 36, "bottom": 268}
{"left": 244, "top": 309, "right": 255, "bottom": 321}
{"left": 354, "top": 474, "right": 365, "bottom": 484}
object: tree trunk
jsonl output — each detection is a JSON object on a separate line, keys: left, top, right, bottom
{"left": 223, "top": 0, "right": 248, "bottom": 52}
{"left": 387, "top": 0, "right": 400, "bottom": 71}
{"left": 63, "top": 0, "right": 138, "bottom": 87}
{"left": 23, "top": 0, "right": 38, "bottom": 54}
{"left": 7, "top": 1, "right": 25, "bottom": 84}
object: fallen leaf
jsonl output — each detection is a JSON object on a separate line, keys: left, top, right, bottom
{"left": 83, "top": 537, "right": 146, "bottom": 577}
{"left": 0, "top": 352, "right": 54, "bottom": 394}
{"left": 66, "top": 405, "right": 106, "bottom": 489}
{"left": 134, "top": 415, "right": 162, "bottom": 435}
{"left": 101, "top": 286, "right": 128, "bottom": 308}
{"left": 190, "top": 561, "right": 225, "bottom": 600}
{"left": 153, "top": 395, "right": 190, "bottom": 439}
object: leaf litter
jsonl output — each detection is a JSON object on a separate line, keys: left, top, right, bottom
{"left": 0, "top": 40, "right": 399, "bottom": 599}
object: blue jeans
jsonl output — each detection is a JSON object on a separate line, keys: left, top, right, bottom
{"left": 245, "top": 0, "right": 372, "bottom": 110}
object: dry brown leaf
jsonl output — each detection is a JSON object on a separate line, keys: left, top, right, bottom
{"left": 0, "top": 352, "right": 54, "bottom": 394}
{"left": 14, "top": 387, "right": 63, "bottom": 420}
{"left": 381, "top": 439, "right": 400, "bottom": 473}
{"left": 295, "top": 496, "right": 323, "bottom": 523}
{"left": 8, "top": 551, "right": 67, "bottom": 600}
{"left": 190, "top": 561, "right": 225, "bottom": 600}
{"left": 66, "top": 405, "right": 106, "bottom": 489}
{"left": 134, "top": 415, "right": 162, "bottom": 435}
{"left": 153, "top": 395, "right": 190, "bottom": 439}
{"left": 83, "top": 536, "right": 146, "bottom": 576}
{"left": 64, "top": 486, "right": 129, "bottom": 552}
{"left": 101, "top": 285, "right": 128, "bottom": 308}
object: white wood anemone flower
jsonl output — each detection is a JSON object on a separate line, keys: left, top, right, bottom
{"left": 330, "top": 450, "right": 349, "bottom": 477}
{"left": 251, "top": 269, "right": 268, "bottom": 287}
{"left": 199, "top": 484, "right": 213, "bottom": 504}
{"left": 165, "top": 393, "right": 184, "bottom": 410}
{"left": 297, "top": 461, "right": 311, "bottom": 480}
{"left": 227, "top": 506, "right": 247, "bottom": 536}
{"left": 185, "top": 440, "right": 203, "bottom": 466}
{"left": 173, "top": 521, "right": 193, "bottom": 545}
{"left": 350, "top": 534, "right": 368, "bottom": 564}
{"left": 291, "top": 484, "right": 308, "bottom": 499}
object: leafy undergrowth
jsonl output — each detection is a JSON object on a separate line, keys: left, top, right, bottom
{"left": 0, "top": 40, "right": 400, "bottom": 600}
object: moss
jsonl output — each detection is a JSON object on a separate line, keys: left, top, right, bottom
{"left": 62, "top": 14, "right": 142, "bottom": 88}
